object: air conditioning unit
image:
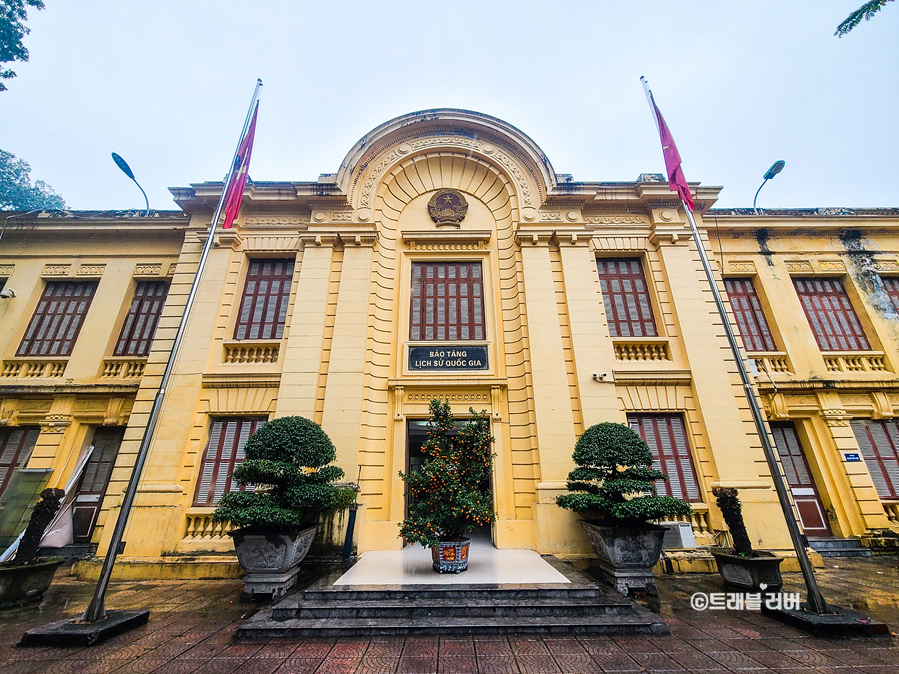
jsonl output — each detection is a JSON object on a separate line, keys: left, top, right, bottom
{"left": 661, "top": 521, "right": 696, "bottom": 549}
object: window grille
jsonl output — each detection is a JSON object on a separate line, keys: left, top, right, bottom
{"left": 596, "top": 259, "right": 657, "bottom": 338}
{"left": 627, "top": 414, "right": 701, "bottom": 502}
{"left": 724, "top": 277, "right": 777, "bottom": 352}
{"left": 194, "top": 417, "right": 266, "bottom": 506}
{"left": 793, "top": 277, "right": 870, "bottom": 351}
{"left": 410, "top": 262, "right": 485, "bottom": 341}
{"left": 114, "top": 281, "right": 169, "bottom": 356}
{"left": 17, "top": 281, "right": 97, "bottom": 356}
{"left": 234, "top": 259, "right": 294, "bottom": 340}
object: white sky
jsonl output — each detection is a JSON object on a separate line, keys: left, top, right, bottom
{"left": 1, "top": 1, "right": 897, "bottom": 211}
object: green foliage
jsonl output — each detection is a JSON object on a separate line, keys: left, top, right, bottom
{"left": 0, "top": 149, "right": 65, "bottom": 210}
{"left": 10, "top": 487, "right": 63, "bottom": 565}
{"left": 556, "top": 422, "right": 692, "bottom": 525}
{"left": 212, "top": 416, "right": 352, "bottom": 531}
{"left": 835, "top": 0, "right": 894, "bottom": 37}
{"left": 0, "top": 0, "right": 45, "bottom": 92}
{"left": 399, "top": 400, "right": 497, "bottom": 547}
{"left": 712, "top": 487, "right": 753, "bottom": 556}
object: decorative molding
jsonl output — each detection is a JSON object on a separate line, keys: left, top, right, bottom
{"left": 244, "top": 216, "right": 309, "bottom": 225}
{"left": 242, "top": 236, "right": 302, "bottom": 252}
{"left": 0, "top": 264, "right": 14, "bottom": 276}
{"left": 428, "top": 189, "right": 468, "bottom": 226}
{"left": 167, "top": 263, "right": 178, "bottom": 276}
{"left": 40, "top": 414, "right": 72, "bottom": 434}
{"left": 331, "top": 212, "right": 354, "bottom": 222}
{"left": 873, "top": 258, "right": 899, "bottom": 272}
{"left": 727, "top": 260, "right": 757, "bottom": 274}
{"left": 649, "top": 223, "right": 689, "bottom": 245}
{"left": 585, "top": 216, "right": 649, "bottom": 225}
{"left": 134, "top": 263, "right": 163, "bottom": 277}
{"left": 214, "top": 230, "right": 242, "bottom": 250}
{"left": 406, "top": 391, "right": 490, "bottom": 403}
{"left": 201, "top": 373, "right": 282, "bottom": 389}
{"left": 539, "top": 211, "right": 563, "bottom": 222}
{"left": 104, "top": 398, "right": 128, "bottom": 426}
{"left": 42, "top": 264, "right": 70, "bottom": 276}
{"left": 767, "top": 392, "right": 790, "bottom": 420}
{"left": 592, "top": 236, "right": 653, "bottom": 252}
{"left": 77, "top": 264, "right": 106, "bottom": 276}
{"left": 403, "top": 230, "right": 491, "bottom": 251}
{"left": 394, "top": 386, "right": 404, "bottom": 421}
{"left": 784, "top": 259, "right": 814, "bottom": 274}
{"left": 871, "top": 391, "right": 894, "bottom": 420}
{"left": 820, "top": 408, "right": 852, "bottom": 428}
{"left": 817, "top": 259, "right": 846, "bottom": 273}
{"left": 0, "top": 399, "right": 17, "bottom": 426}
{"left": 490, "top": 386, "right": 502, "bottom": 421}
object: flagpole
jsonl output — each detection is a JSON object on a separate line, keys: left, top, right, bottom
{"left": 640, "top": 78, "right": 828, "bottom": 615}
{"left": 81, "top": 79, "right": 263, "bottom": 623}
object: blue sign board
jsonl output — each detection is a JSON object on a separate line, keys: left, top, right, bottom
{"left": 844, "top": 453, "right": 862, "bottom": 462}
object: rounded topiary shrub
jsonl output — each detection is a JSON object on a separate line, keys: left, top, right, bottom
{"left": 212, "top": 416, "right": 353, "bottom": 531}
{"left": 556, "top": 422, "right": 692, "bottom": 525}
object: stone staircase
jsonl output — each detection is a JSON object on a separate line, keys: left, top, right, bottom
{"left": 808, "top": 538, "right": 873, "bottom": 558}
{"left": 237, "top": 558, "right": 668, "bottom": 638}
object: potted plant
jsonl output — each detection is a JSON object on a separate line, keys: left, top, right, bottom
{"left": 399, "top": 400, "right": 496, "bottom": 573}
{"left": 0, "top": 488, "right": 66, "bottom": 608}
{"left": 710, "top": 487, "right": 783, "bottom": 593}
{"left": 212, "top": 416, "right": 353, "bottom": 598}
{"left": 556, "top": 422, "right": 692, "bottom": 595}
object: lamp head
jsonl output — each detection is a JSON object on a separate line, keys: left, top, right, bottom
{"left": 111, "top": 152, "right": 136, "bottom": 181}
{"left": 763, "top": 160, "right": 785, "bottom": 181}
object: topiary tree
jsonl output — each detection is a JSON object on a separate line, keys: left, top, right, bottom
{"left": 712, "top": 487, "right": 753, "bottom": 556}
{"left": 399, "top": 400, "right": 496, "bottom": 547}
{"left": 212, "top": 416, "right": 354, "bottom": 531}
{"left": 556, "top": 422, "right": 692, "bottom": 525}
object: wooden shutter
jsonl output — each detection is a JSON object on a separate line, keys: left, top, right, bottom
{"left": 194, "top": 417, "right": 266, "bottom": 506}
{"left": 17, "top": 281, "right": 97, "bottom": 357}
{"left": 409, "top": 262, "right": 485, "bottom": 341}
{"left": 234, "top": 259, "right": 295, "bottom": 340}
{"left": 882, "top": 277, "right": 899, "bottom": 313}
{"left": 724, "top": 278, "right": 777, "bottom": 352}
{"left": 114, "top": 281, "right": 169, "bottom": 356}
{"left": 851, "top": 420, "right": 899, "bottom": 499}
{"left": 628, "top": 414, "right": 700, "bottom": 502}
{"left": 596, "top": 258, "right": 657, "bottom": 338}
{"left": 793, "top": 277, "right": 870, "bottom": 351}
{"left": 0, "top": 427, "right": 40, "bottom": 497}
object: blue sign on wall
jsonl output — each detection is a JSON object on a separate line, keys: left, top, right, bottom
{"left": 844, "top": 453, "right": 862, "bottom": 462}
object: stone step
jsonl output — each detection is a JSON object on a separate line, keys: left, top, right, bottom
{"left": 275, "top": 596, "right": 634, "bottom": 620}
{"left": 298, "top": 584, "right": 602, "bottom": 603}
{"left": 807, "top": 539, "right": 873, "bottom": 558}
{"left": 238, "top": 611, "right": 670, "bottom": 638}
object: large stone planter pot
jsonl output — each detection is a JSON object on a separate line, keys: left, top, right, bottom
{"left": 580, "top": 521, "right": 666, "bottom": 595}
{"left": 229, "top": 525, "right": 318, "bottom": 598}
{"left": 0, "top": 557, "right": 65, "bottom": 609}
{"left": 430, "top": 539, "right": 470, "bottom": 573}
{"left": 710, "top": 548, "right": 783, "bottom": 593}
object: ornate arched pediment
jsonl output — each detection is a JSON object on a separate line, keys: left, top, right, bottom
{"left": 337, "top": 109, "right": 556, "bottom": 211}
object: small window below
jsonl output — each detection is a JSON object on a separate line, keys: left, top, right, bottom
{"left": 193, "top": 417, "right": 266, "bottom": 507}
{"left": 628, "top": 414, "right": 701, "bottom": 502}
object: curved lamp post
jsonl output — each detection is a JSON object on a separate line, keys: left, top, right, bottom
{"left": 111, "top": 152, "right": 150, "bottom": 216}
{"left": 753, "top": 160, "right": 785, "bottom": 211}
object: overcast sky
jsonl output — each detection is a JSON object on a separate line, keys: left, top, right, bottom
{"left": 1, "top": 1, "right": 896, "bottom": 212}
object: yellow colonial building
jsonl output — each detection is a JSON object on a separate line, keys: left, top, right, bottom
{"left": 1, "top": 110, "right": 897, "bottom": 578}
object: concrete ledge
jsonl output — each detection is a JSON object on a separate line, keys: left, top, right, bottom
{"left": 72, "top": 556, "right": 242, "bottom": 581}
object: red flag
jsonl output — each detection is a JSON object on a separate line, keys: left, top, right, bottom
{"left": 646, "top": 90, "right": 695, "bottom": 212}
{"left": 221, "top": 103, "right": 259, "bottom": 229}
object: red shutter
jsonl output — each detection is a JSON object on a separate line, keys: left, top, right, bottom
{"left": 234, "top": 259, "right": 295, "bottom": 340}
{"left": 194, "top": 417, "right": 266, "bottom": 506}
{"left": 17, "top": 282, "right": 97, "bottom": 357}
{"left": 793, "top": 278, "right": 870, "bottom": 351}
{"left": 628, "top": 414, "right": 700, "bottom": 502}
{"left": 724, "top": 278, "right": 777, "bottom": 352}
{"left": 851, "top": 419, "right": 899, "bottom": 499}
{"left": 882, "top": 277, "right": 899, "bottom": 313}
{"left": 409, "top": 262, "right": 485, "bottom": 341}
{"left": 596, "top": 259, "right": 658, "bottom": 338}
{"left": 114, "top": 281, "right": 169, "bottom": 357}
{"left": 0, "top": 427, "right": 40, "bottom": 497}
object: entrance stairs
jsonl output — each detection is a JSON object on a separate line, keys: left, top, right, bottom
{"left": 808, "top": 538, "right": 873, "bottom": 558}
{"left": 237, "top": 557, "right": 668, "bottom": 638}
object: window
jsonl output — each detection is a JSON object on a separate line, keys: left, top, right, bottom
{"left": 410, "top": 262, "right": 485, "bottom": 341}
{"left": 234, "top": 259, "right": 294, "bottom": 340}
{"left": 0, "top": 427, "right": 40, "bottom": 497}
{"left": 793, "top": 278, "right": 870, "bottom": 351}
{"left": 851, "top": 419, "right": 899, "bottom": 499}
{"left": 596, "top": 258, "right": 657, "bottom": 338}
{"left": 882, "top": 277, "right": 899, "bottom": 313}
{"left": 114, "top": 281, "right": 169, "bottom": 357}
{"left": 17, "top": 281, "right": 97, "bottom": 357}
{"left": 724, "top": 278, "right": 777, "bottom": 352}
{"left": 628, "top": 414, "right": 701, "bottom": 502}
{"left": 193, "top": 417, "right": 266, "bottom": 506}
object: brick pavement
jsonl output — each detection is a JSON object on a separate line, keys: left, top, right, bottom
{"left": 0, "top": 556, "right": 897, "bottom": 673}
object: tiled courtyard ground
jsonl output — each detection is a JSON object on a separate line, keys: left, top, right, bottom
{"left": 0, "top": 556, "right": 897, "bottom": 673}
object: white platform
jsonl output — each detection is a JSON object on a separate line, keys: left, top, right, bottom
{"left": 334, "top": 530, "right": 570, "bottom": 585}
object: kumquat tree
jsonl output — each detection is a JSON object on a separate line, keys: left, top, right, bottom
{"left": 399, "top": 399, "right": 496, "bottom": 547}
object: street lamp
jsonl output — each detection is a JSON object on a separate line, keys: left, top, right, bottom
{"left": 753, "top": 160, "right": 785, "bottom": 211}
{"left": 111, "top": 153, "right": 150, "bottom": 216}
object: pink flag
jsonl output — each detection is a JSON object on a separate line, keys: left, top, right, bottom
{"left": 644, "top": 85, "right": 695, "bottom": 212}
{"left": 221, "top": 102, "right": 259, "bottom": 229}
